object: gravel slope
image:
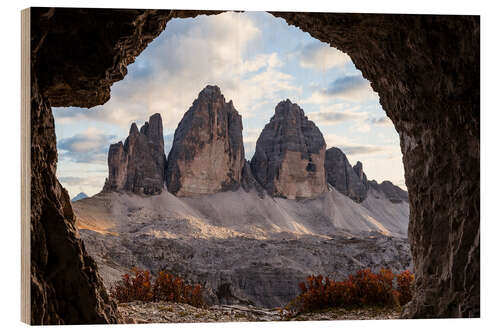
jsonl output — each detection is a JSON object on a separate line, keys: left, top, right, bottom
{"left": 73, "top": 187, "right": 411, "bottom": 308}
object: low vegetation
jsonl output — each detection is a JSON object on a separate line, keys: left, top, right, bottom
{"left": 110, "top": 268, "right": 204, "bottom": 307}
{"left": 282, "top": 268, "right": 414, "bottom": 317}
{"left": 111, "top": 267, "right": 414, "bottom": 319}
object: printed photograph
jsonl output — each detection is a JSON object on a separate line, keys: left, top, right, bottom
{"left": 24, "top": 7, "right": 480, "bottom": 325}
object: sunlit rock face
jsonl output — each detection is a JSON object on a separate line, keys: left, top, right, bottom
{"left": 103, "top": 113, "right": 166, "bottom": 195}
{"left": 166, "top": 85, "right": 245, "bottom": 196}
{"left": 251, "top": 100, "right": 327, "bottom": 199}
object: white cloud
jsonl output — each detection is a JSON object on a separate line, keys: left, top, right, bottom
{"left": 299, "top": 42, "right": 351, "bottom": 71}
{"left": 56, "top": 12, "right": 302, "bottom": 132}
{"left": 57, "top": 127, "right": 116, "bottom": 164}
{"left": 367, "top": 116, "right": 393, "bottom": 126}
{"left": 58, "top": 174, "right": 107, "bottom": 198}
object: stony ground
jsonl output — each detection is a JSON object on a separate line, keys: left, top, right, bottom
{"left": 75, "top": 189, "right": 411, "bottom": 308}
{"left": 118, "top": 301, "right": 402, "bottom": 324}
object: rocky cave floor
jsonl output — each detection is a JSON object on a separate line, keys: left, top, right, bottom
{"left": 118, "top": 301, "right": 402, "bottom": 324}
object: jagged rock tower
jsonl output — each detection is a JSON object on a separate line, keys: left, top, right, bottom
{"left": 103, "top": 113, "right": 166, "bottom": 195}
{"left": 166, "top": 85, "right": 245, "bottom": 196}
{"left": 251, "top": 99, "right": 327, "bottom": 199}
{"left": 324, "top": 147, "right": 408, "bottom": 204}
{"left": 324, "top": 147, "right": 369, "bottom": 203}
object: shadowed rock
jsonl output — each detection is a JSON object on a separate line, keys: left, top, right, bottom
{"left": 166, "top": 85, "right": 245, "bottom": 196}
{"left": 325, "top": 148, "right": 407, "bottom": 204}
{"left": 368, "top": 180, "right": 409, "bottom": 203}
{"left": 325, "top": 147, "right": 369, "bottom": 203}
{"left": 251, "top": 100, "right": 327, "bottom": 199}
{"left": 103, "top": 113, "right": 166, "bottom": 195}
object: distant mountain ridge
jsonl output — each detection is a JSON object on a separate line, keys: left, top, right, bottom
{"left": 101, "top": 85, "right": 407, "bottom": 204}
{"left": 71, "top": 192, "right": 88, "bottom": 202}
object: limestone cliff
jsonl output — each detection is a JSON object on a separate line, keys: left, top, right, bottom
{"left": 166, "top": 86, "right": 245, "bottom": 196}
{"left": 325, "top": 147, "right": 369, "bottom": 203}
{"left": 325, "top": 147, "right": 408, "bottom": 204}
{"left": 103, "top": 113, "right": 166, "bottom": 195}
{"left": 251, "top": 100, "right": 327, "bottom": 199}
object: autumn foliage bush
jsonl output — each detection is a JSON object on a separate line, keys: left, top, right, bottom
{"left": 110, "top": 268, "right": 204, "bottom": 307}
{"left": 284, "top": 268, "right": 414, "bottom": 315}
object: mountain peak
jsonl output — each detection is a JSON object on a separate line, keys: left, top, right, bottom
{"left": 251, "top": 100, "right": 326, "bottom": 199}
{"left": 129, "top": 122, "right": 139, "bottom": 135}
{"left": 325, "top": 148, "right": 369, "bottom": 203}
{"left": 103, "top": 113, "right": 166, "bottom": 195}
{"left": 71, "top": 192, "right": 88, "bottom": 202}
{"left": 274, "top": 99, "right": 305, "bottom": 118}
{"left": 166, "top": 86, "right": 245, "bottom": 196}
{"left": 198, "top": 85, "right": 222, "bottom": 98}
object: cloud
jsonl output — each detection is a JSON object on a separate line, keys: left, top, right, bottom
{"left": 58, "top": 176, "right": 85, "bottom": 186}
{"left": 298, "top": 42, "right": 351, "bottom": 71}
{"left": 320, "top": 75, "right": 377, "bottom": 101}
{"left": 54, "top": 12, "right": 302, "bottom": 132}
{"left": 307, "top": 108, "right": 365, "bottom": 126}
{"left": 57, "top": 128, "right": 116, "bottom": 164}
{"left": 338, "top": 145, "right": 386, "bottom": 155}
{"left": 241, "top": 53, "right": 283, "bottom": 74}
{"left": 53, "top": 107, "right": 107, "bottom": 125}
{"left": 367, "top": 116, "right": 393, "bottom": 126}
{"left": 323, "top": 133, "right": 388, "bottom": 156}
{"left": 58, "top": 175, "right": 107, "bottom": 198}
{"left": 300, "top": 76, "right": 377, "bottom": 106}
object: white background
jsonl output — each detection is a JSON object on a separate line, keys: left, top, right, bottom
{"left": 0, "top": 0, "right": 497, "bottom": 332}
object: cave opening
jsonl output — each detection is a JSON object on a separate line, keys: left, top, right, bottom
{"left": 53, "top": 10, "right": 410, "bottom": 310}
{"left": 53, "top": 11, "right": 406, "bottom": 200}
{"left": 27, "top": 8, "right": 479, "bottom": 324}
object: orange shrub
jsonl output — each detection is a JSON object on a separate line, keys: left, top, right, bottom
{"left": 396, "top": 270, "right": 415, "bottom": 306}
{"left": 110, "top": 268, "right": 204, "bottom": 307}
{"left": 110, "top": 268, "right": 153, "bottom": 303}
{"left": 284, "top": 268, "right": 415, "bottom": 315}
{"left": 153, "top": 271, "right": 204, "bottom": 307}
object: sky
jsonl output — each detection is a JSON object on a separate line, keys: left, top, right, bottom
{"left": 53, "top": 11, "right": 405, "bottom": 198}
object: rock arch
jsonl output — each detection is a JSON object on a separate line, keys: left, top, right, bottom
{"left": 28, "top": 8, "right": 479, "bottom": 323}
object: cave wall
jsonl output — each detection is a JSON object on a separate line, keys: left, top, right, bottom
{"left": 271, "top": 12, "right": 480, "bottom": 317}
{"left": 30, "top": 7, "right": 172, "bottom": 324}
{"left": 30, "top": 68, "right": 121, "bottom": 324}
{"left": 30, "top": 7, "right": 222, "bottom": 324}
{"left": 29, "top": 8, "right": 479, "bottom": 323}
